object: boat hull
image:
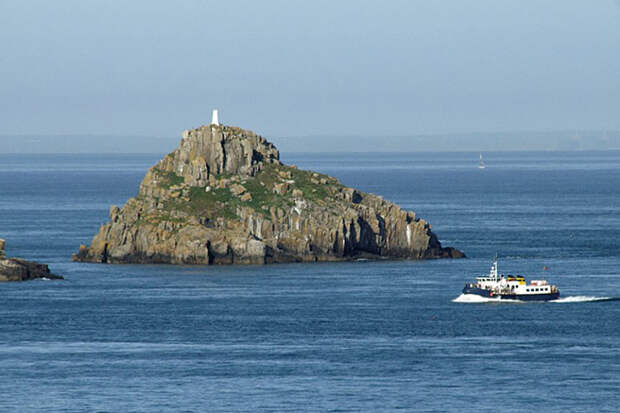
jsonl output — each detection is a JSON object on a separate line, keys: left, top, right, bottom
{"left": 505, "top": 292, "right": 559, "bottom": 301}
{"left": 462, "top": 285, "right": 559, "bottom": 301}
{"left": 462, "top": 286, "right": 492, "bottom": 297}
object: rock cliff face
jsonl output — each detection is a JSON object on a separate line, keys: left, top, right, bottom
{"left": 0, "top": 239, "right": 63, "bottom": 281}
{"left": 73, "top": 123, "right": 464, "bottom": 265}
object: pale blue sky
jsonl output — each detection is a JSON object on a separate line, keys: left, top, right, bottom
{"left": 1, "top": 0, "right": 619, "bottom": 143}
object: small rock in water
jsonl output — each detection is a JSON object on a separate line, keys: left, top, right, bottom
{"left": 0, "top": 239, "right": 63, "bottom": 282}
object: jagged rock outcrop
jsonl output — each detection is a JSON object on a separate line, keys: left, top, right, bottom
{"left": 0, "top": 239, "right": 63, "bottom": 281}
{"left": 73, "top": 123, "right": 464, "bottom": 265}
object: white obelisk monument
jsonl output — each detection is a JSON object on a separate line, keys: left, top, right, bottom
{"left": 211, "top": 109, "right": 220, "bottom": 126}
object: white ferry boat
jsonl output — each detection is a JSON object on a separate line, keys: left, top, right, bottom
{"left": 462, "top": 256, "right": 560, "bottom": 301}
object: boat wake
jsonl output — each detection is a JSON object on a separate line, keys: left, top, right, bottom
{"left": 453, "top": 294, "right": 619, "bottom": 304}
{"left": 550, "top": 295, "right": 617, "bottom": 303}
{"left": 452, "top": 294, "right": 522, "bottom": 304}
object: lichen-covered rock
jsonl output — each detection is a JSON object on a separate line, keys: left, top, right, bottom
{"left": 73, "top": 124, "right": 464, "bottom": 265}
{"left": 0, "top": 239, "right": 63, "bottom": 281}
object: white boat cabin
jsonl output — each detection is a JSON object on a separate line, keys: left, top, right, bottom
{"left": 475, "top": 258, "right": 557, "bottom": 295}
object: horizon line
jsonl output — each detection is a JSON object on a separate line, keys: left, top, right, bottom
{"left": 2, "top": 149, "right": 620, "bottom": 156}
{"left": 0, "top": 127, "right": 619, "bottom": 139}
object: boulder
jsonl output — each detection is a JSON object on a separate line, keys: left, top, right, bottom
{"left": 230, "top": 184, "right": 247, "bottom": 196}
{"left": 273, "top": 182, "right": 289, "bottom": 195}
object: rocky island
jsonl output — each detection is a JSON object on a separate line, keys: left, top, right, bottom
{"left": 73, "top": 120, "right": 464, "bottom": 265}
{"left": 0, "top": 239, "right": 63, "bottom": 281}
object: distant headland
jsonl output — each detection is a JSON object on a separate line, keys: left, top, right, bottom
{"left": 73, "top": 113, "right": 464, "bottom": 265}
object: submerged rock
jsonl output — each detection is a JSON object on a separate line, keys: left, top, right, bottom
{"left": 0, "top": 239, "right": 63, "bottom": 281}
{"left": 73, "top": 123, "right": 464, "bottom": 265}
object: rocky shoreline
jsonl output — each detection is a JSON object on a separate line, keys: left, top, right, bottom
{"left": 0, "top": 239, "right": 63, "bottom": 281}
{"left": 74, "top": 122, "right": 464, "bottom": 265}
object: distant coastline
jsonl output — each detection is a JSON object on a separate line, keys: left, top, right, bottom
{"left": 1, "top": 130, "right": 619, "bottom": 154}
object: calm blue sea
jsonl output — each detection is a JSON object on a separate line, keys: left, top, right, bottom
{"left": 1, "top": 151, "right": 619, "bottom": 412}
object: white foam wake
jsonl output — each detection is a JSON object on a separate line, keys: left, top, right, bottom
{"left": 452, "top": 294, "right": 521, "bottom": 304}
{"left": 550, "top": 296, "right": 612, "bottom": 303}
{"left": 453, "top": 294, "right": 615, "bottom": 304}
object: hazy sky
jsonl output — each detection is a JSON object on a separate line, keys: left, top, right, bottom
{"left": 1, "top": 0, "right": 620, "bottom": 141}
